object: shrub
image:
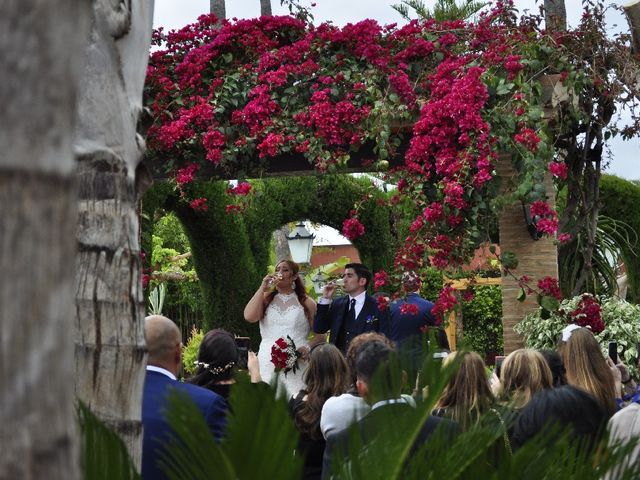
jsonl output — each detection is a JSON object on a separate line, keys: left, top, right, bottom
{"left": 460, "top": 285, "right": 503, "bottom": 363}
{"left": 515, "top": 295, "right": 640, "bottom": 378}
{"left": 182, "top": 326, "right": 204, "bottom": 377}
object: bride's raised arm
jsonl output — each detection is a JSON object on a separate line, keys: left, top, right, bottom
{"left": 244, "top": 274, "right": 274, "bottom": 323}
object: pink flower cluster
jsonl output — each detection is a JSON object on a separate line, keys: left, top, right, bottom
{"left": 373, "top": 270, "right": 388, "bottom": 290}
{"left": 530, "top": 200, "right": 558, "bottom": 235}
{"left": 568, "top": 294, "right": 604, "bottom": 334}
{"left": 537, "top": 276, "right": 562, "bottom": 301}
{"left": 342, "top": 217, "right": 365, "bottom": 241}
{"left": 190, "top": 197, "right": 209, "bottom": 213}
{"left": 227, "top": 182, "right": 252, "bottom": 196}
{"left": 432, "top": 284, "right": 457, "bottom": 324}
{"left": 548, "top": 161, "right": 568, "bottom": 180}
{"left": 176, "top": 163, "right": 200, "bottom": 185}
{"left": 514, "top": 128, "right": 540, "bottom": 152}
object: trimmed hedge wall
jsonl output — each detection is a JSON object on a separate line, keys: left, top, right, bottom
{"left": 142, "top": 175, "right": 395, "bottom": 344}
{"left": 461, "top": 285, "right": 504, "bottom": 363}
{"left": 599, "top": 174, "right": 640, "bottom": 303}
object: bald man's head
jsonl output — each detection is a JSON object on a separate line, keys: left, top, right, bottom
{"left": 145, "top": 315, "right": 182, "bottom": 372}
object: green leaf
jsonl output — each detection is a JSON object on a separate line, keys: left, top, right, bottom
{"left": 539, "top": 295, "right": 560, "bottom": 312}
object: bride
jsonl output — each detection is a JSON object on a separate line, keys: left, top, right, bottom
{"left": 244, "top": 259, "right": 323, "bottom": 398}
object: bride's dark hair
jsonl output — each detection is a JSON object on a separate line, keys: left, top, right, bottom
{"left": 294, "top": 343, "right": 348, "bottom": 439}
{"left": 264, "top": 259, "right": 309, "bottom": 319}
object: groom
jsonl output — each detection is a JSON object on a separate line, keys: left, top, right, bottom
{"left": 314, "top": 262, "right": 389, "bottom": 353}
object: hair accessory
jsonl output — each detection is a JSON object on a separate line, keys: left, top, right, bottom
{"left": 194, "top": 360, "right": 235, "bottom": 376}
{"left": 561, "top": 324, "right": 581, "bottom": 342}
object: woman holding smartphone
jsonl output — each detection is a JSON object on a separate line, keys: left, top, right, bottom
{"left": 244, "top": 259, "right": 324, "bottom": 398}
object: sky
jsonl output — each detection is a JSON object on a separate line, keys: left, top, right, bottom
{"left": 152, "top": 0, "right": 639, "bottom": 181}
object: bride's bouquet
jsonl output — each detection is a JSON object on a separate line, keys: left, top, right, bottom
{"left": 271, "top": 335, "right": 301, "bottom": 376}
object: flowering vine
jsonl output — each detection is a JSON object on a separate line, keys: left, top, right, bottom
{"left": 145, "top": 2, "right": 636, "bottom": 320}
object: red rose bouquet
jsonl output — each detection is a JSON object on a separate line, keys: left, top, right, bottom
{"left": 271, "top": 335, "right": 301, "bottom": 376}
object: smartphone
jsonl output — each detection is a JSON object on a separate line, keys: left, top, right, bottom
{"left": 608, "top": 341, "right": 618, "bottom": 364}
{"left": 235, "top": 336, "right": 251, "bottom": 370}
{"left": 495, "top": 355, "right": 506, "bottom": 379}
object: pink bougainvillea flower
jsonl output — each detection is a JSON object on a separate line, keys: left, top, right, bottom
{"left": 374, "top": 270, "right": 388, "bottom": 290}
{"left": 537, "top": 276, "right": 562, "bottom": 301}
{"left": 548, "top": 161, "right": 568, "bottom": 179}
{"left": 175, "top": 163, "right": 200, "bottom": 185}
{"left": 514, "top": 128, "right": 540, "bottom": 152}
{"left": 557, "top": 233, "right": 572, "bottom": 243}
{"left": 400, "top": 303, "right": 420, "bottom": 315}
{"left": 190, "top": 197, "right": 209, "bottom": 212}
{"left": 342, "top": 217, "right": 365, "bottom": 241}
{"left": 227, "top": 182, "right": 252, "bottom": 196}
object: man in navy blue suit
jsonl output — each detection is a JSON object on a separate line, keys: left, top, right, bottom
{"left": 389, "top": 273, "right": 449, "bottom": 370}
{"left": 142, "top": 315, "right": 227, "bottom": 480}
{"left": 314, "top": 263, "right": 389, "bottom": 354}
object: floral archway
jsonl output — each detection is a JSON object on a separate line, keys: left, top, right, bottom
{"left": 144, "top": 3, "right": 639, "bottom": 321}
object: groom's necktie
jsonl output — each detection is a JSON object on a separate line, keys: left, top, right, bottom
{"left": 348, "top": 298, "right": 356, "bottom": 321}
{"left": 335, "top": 298, "right": 356, "bottom": 352}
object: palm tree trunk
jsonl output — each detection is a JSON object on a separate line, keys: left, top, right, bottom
{"left": 261, "top": 0, "right": 273, "bottom": 16}
{"left": 544, "top": 0, "right": 567, "bottom": 31}
{"left": 624, "top": 0, "right": 640, "bottom": 53}
{"left": 211, "top": 0, "right": 226, "bottom": 21}
{"left": 73, "top": 0, "right": 154, "bottom": 469}
{"left": 0, "top": 0, "right": 90, "bottom": 477}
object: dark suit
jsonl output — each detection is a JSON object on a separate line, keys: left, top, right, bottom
{"left": 142, "top": 369, "right": 227, "bottom": 480}
{"left": 314, "top": 294, "right": 389, "bottom": 353}
{"left": 389, "top": 294, "right": 449, "bottom": 370}
{"left": 322, "top": 402, "right": 457, "bottom": 479}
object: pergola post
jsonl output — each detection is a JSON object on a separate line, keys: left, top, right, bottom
{"left": 497, "top": 155, "right": 559, "bottom": 354}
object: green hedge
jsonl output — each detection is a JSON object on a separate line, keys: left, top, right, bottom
{"left": 599, "top": 174, "right": 640, "bottom": 303}
{"left": 142, "top": 175, "right": 396, "bottom": 346}
{"left": 460, "top": 285, "right": 503, "bottom": 363}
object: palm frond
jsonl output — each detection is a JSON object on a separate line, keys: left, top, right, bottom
{"left": 78, "top": 402, "right": 140, "bottom": 480}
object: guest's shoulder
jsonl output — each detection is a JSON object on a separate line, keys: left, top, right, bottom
{"left": 177, "top": 380, "right": 224, "bottom": 403}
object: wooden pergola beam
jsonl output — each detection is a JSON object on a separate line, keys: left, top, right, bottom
{"left": 142, "top": 139, "right": 410, "bottom": 181}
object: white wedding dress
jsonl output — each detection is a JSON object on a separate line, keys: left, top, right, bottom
{"left": 258, "top": 292, "right": 310, "bottom": 398}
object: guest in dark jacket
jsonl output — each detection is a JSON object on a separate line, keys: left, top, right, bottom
{"left": 142, "top": 315, "right": 227, "bottom": 480}
{"left": 322, "top": 340, "right": 457, "bottom": 479}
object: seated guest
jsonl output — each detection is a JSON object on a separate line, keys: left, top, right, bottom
{"left": 320, "top": 333, "right": 394, "bottom": 439}
{"left": 432, "top": 351, "right": 495, "bottom": 430}
{"left": 496, "top": 349, "right": 553, "bottom": 412}
{"left": 290, "top": 343, "right": 349, "bottom": 480}
{"left": 322, "top": 340, "right": 456, "bottom": 479}
{"left": 187, "top": 329, "right": 262, "bottom": 405}
{"left": 512, "top": 385, "right": 607, "bottom": 453}
{"left": 142, "top": 315, "right": 227, "bottom": 480}
{"left": 560, "top": 327, "right": 618, "bottom": 416}
{"left": 540, "top": 349, "right": 567, "bottom": 387}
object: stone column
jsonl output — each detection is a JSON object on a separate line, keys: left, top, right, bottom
{"left": 497, "top": 155, "right": 558, "bottom": 354}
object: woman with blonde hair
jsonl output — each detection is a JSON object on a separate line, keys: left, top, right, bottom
{"left": 497, "top": 349, "right": 553, "bottom": 410}
{"left": 561, "top": 327, "right": 618, "bottom": 416}
{"left": 433, "top": 351, "right": 495, "bottom": 430}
